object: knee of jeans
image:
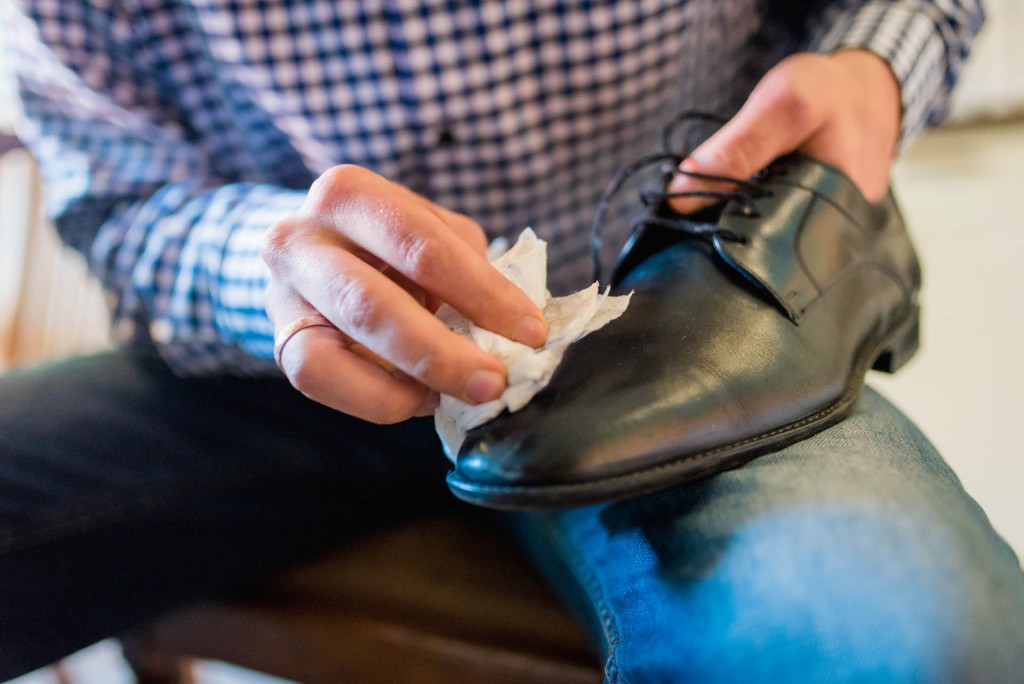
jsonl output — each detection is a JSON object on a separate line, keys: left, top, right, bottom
{"left": 606, "top": 503, "right": 1024, "bottom": 684}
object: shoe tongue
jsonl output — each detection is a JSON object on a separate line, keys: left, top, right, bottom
{"left": 609, "top": 200, "right": 727, "bottom": 287}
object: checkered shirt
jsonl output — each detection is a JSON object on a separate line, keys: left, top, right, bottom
{"left": 2, "top": 0, "right": 984, "bottom": 375}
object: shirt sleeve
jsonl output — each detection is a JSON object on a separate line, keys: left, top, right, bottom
{"left": 2, "top": 0, "right": 306, "bottom": 375}
{"left": 805, "top": 0, "right": 985, "bottom": 149}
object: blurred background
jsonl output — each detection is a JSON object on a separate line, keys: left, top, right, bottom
{"left": 1, "top": 1, "right": 1022, "bottom": 682}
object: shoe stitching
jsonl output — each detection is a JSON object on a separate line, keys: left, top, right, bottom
{"left": 590, "top": 113, "right": 871, "bottom": 310}
{"left": 453, "top": 396, "right": 851, "bottom": 496}
{"left": 770, "top": 176, "right": 873, "bottom": 237}
{"left": 553, "top": 517, "right": 628, "bottom": 684}
{"left": 452, "top": 305, "right": 914, "bottom": 499}
{"left": 797, "top": 257, "right": 914, "bottom": 318}
{"left": 723, "top": 187, "right": 821, "bottom": 315}
{"left": 791, "top": 196, "right": 824, "bottom": 297}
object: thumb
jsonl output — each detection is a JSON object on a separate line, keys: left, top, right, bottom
{"left": 667, "top": 76, "right": 826, "bottom": 215}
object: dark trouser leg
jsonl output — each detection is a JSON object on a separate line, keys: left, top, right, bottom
{"left": 0, "top": 352, "right": 449, "bottom": 679}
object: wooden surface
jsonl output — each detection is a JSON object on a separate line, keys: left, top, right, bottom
{"left": 125, "top": 514, "right": 603, "bottom": 684}
{"left": 0, "top": 139, "right": 110, "bottom": 372}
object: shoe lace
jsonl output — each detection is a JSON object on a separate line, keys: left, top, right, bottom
{"left": 590, "top": 111, "right": 770, "bottom": 283}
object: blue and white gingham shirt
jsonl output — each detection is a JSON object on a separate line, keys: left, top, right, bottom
{"left": 2, "top": 0, "right": 983, "bottom": 375}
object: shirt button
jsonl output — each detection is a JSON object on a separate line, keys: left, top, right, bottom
{"left": 437, "top": 128, "right": 457, "bottom": 146}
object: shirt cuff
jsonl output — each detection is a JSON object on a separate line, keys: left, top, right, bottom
{"left": 115, "top": 183, "right": 307, "bottom": 377}
{"left": 810, "top": 1, "right": 949, "bottom": 150}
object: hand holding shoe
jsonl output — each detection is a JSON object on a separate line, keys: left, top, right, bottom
{"left": 669, "top": 50, "right": 901, "bottom": 212}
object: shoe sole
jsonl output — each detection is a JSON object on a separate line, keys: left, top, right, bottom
{"left": 447, "top": 303, "right": 921, "bottom": 509}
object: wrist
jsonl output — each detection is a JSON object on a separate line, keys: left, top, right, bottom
{"left": 828, "top": 49, "right": 902, "bottom": 151}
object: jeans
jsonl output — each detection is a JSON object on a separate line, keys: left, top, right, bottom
{"left": 1, "top": 352, "right": 1023, "bottom": 682}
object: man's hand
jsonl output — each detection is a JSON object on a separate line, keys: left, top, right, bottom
{"left": 262, "top": 165, "right": 548, "bottom": 424}
{"left": 668, "top": 50, "right": 901, "bottom": 213}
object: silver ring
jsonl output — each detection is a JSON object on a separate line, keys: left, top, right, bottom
{"left": 273, "top": 313, "right": 336, "bottom": 369}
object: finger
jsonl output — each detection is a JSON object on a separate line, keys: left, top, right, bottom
{"left": 288, "top": 241, "right": 512, "bottom": 405}
{"left": 283, "top": 327, "right": 430, "bottom": 423}
{"left": 376, "top": 265, "right": 445, "bottom": 315}
{"left": 355, "top": 175, "right": 488, "bottom": 252}
{"left": 267, "top": 286, "right": 429, "bottom": 424}
{"left": 269, "top": 280, "right": 394, "bottom": 370}
{"left": 667, "top": 66, "right": 827, "bottom": 214}
{"left": 403, "top": 190, "right": 490, "bottom": 257}
{"left": 347, "top": 341, "right": 398, "bottom": 373}
{"left": 376, "top": 177, "right": 490, "bottom": 256}
{"left": 313, "top": 165, "right": 547, "bottom": 347}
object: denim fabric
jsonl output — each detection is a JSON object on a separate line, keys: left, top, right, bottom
{"left": 2, "top": 353, "right": 1023, "bottom": 681}
{"left": 515, "top": 387, "right": 1024, "bottom": 683}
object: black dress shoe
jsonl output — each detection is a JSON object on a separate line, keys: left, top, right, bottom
{"left": 447, "top": 153, "right": 921, "bottom": 509}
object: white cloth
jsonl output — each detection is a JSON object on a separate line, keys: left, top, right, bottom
{"left": 435, "top": 229, "right": 632, "bottom": 458}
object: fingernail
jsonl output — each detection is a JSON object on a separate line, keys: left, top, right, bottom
{"left": 465, "top": 369, "right": 505, "bottom": 404}
{"left": 668, "top": 173, "right": 692, "bottom": 193}
{"left": 513, "top": 316, "right": 547, "bottom": 348}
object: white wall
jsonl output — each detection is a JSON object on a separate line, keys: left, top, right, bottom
{"left": 949, "top": 0, "right": 1024, "bottom": 122}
